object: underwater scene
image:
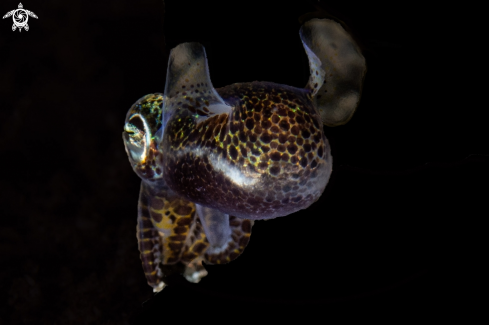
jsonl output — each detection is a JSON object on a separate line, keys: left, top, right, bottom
{"left": 0, "top": 0, "right": 484, "bottom": 323}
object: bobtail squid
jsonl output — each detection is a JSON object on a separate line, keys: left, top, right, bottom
{"left": 122, "top": 18, "right": 366, "bottom": 292}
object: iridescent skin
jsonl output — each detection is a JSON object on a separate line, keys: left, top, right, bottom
{"left": 123, "top": 18, "right": 366, "bottom": 292}
{"left": 163, "top": 81, "right": 332, "bottom": 219}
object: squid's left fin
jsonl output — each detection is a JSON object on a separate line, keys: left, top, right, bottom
{"left": 162, "top": 42, "right": 231, "bottom": 126}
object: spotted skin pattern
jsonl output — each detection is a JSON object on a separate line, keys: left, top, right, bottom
{"left": 123, "top": 18, "right": 365, "bottom": 292}
{"left": 136, "top": 180, "right": 253, "bottom": 289}
{"left": 136, "top": 201, "right": 162, "bottom": 287}
{"left": 163, "top": 81, "right": 332, "bottom": 220}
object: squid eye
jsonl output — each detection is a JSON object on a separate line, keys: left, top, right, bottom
{"left": 123, "top": 115, "right": 149, "bottom": 163}
{"left": 128, "top": 115, "right": 145, "bottom": 132}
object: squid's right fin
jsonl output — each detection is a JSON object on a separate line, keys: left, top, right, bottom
{"left": 300, "top": 18, "right": 367, "bottom": 127}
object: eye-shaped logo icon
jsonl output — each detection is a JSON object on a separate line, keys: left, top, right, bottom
{"left": 3, "top": 3, "right": 38, "bottom": 32}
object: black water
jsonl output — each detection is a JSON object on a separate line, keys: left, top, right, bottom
{"left": 0, "top": 0, "right": 484, "bottom": 323}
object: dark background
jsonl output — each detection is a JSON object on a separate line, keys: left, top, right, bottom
{"left": 0, "top": 0, "right": 485, "bottom": 323}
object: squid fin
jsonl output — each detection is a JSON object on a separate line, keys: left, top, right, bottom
{"left": 162, "top": 42, "right": 231, "bottom": 127}
{"left": 300, "top": 18, "right": 366, "bottom": 126}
